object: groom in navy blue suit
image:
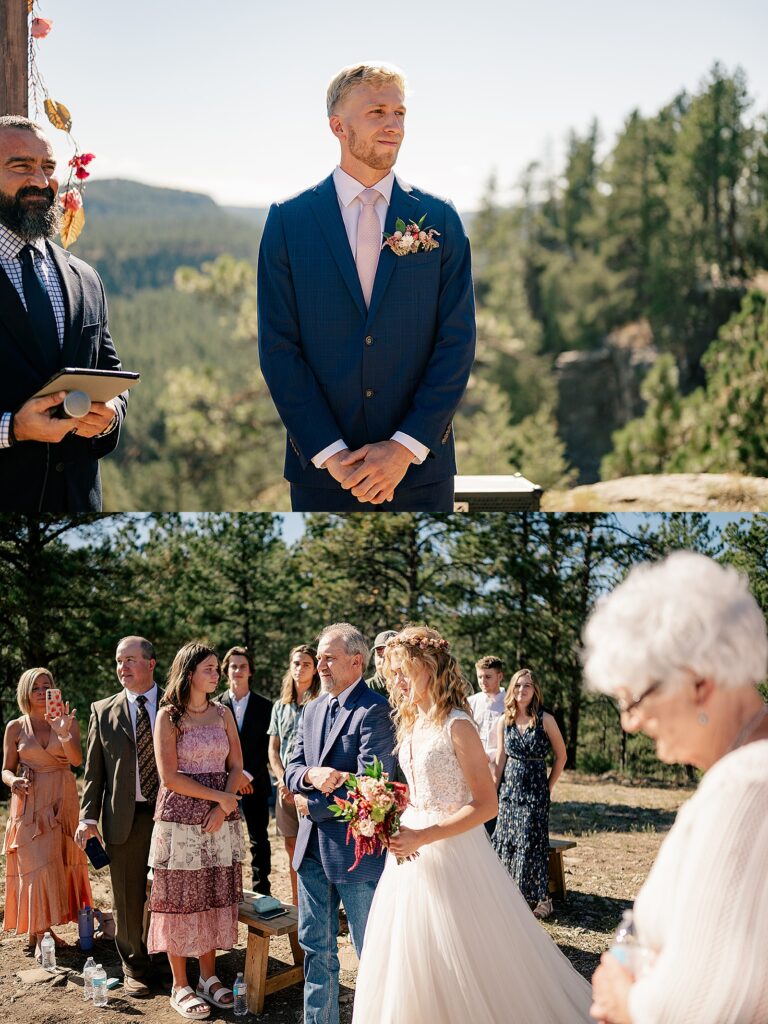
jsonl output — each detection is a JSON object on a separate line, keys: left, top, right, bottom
{"left": 257, "top": 62, "right": 475, "bottom": 511}
{"left": 284, "top": 623, "right": 395, "bottom": 1024}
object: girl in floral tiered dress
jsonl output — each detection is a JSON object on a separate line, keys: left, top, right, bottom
{"left": 148, "top": 643, "right": 246, "bottom": 1020}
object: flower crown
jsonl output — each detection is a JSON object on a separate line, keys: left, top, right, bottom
{"left": 386, "top": 635, "right": 450, "bottom": 653}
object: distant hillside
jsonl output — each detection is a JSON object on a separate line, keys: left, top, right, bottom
{"left": 69, "top": 180, "right": 262, "bottom": 297}
{"left": 223, "top": 205, "right": 269, "bottom": 231}
{"left": 83, "top": 179, "right": 221, "bottom": 219}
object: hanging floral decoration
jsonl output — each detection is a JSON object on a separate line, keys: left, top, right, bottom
{"left": 27, "top": 1, "right": 94, "bottom": 247}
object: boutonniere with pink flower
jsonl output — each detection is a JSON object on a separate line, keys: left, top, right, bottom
{"left": 382, "top": 214, "right": 440, "bottom": 256}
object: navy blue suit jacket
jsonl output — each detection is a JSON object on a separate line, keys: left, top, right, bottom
{"left": 0, "top": 240, "right": 127, "bottom": 511}
{"left": 284, "top": 679, "right": 396, "bottom": 885}
{"left": 257, "top": 173, "right": 475, "bottom": 489}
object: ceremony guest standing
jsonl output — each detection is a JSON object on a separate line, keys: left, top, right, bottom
{"left": 218, "top": 646, "right": 273, "bottom": 895}
{"left": 585, "top": 553, "right": 768, "bottom": 1024}
{"left": 267, "top": 644, "right": 321, "bottom": 905}
{"left": 148, "top": 643, "right": 245, "bottom": 1019}
{"left": 284, "top": 624, "right": 395, "bottom": 1024}
{"left": 365, "top": 630, "right": 398, "bottom": 696}
{"left": 258, "top": 62, "right": 475, "bottom": 511}
{"left": 76, "top": 636, "right": 162, "bottom": 996}
{"left": 0, "top": 117, "right": 128, "bottom": 512}
{"left": 492, "top": 668, "right": 567, "bottom": 919}
{"left": 2, "top": 667, "right": 91, "bottom": 958}
{"left": 468, "top": 655, "right": 506, "bottom": 834}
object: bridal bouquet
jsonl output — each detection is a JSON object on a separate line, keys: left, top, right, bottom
{"left": 330, "top": 757, "right": 409, "bottom": 871}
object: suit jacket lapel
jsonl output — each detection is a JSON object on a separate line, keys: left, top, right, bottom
{"left": 47, "top": 241, "right": 84, "bottom": 366}
{"left": 366, "top": 177, "right": 421, "bottom": 324}
{"left": 113, "top": 690, "right": 135, "bottom": 747}
{"left": 0, "top": 264, "right": 53, "bottom": 378}
{"left": 310, "top": 175, "right": 367, "bottom": 319}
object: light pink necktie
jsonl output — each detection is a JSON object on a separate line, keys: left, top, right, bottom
{"left": 355, "top": 188, "right": 382, "bottom": 308}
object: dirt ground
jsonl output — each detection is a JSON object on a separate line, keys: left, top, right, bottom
{"left": 0, "top": 772, "right": 692, "bottom": 1023}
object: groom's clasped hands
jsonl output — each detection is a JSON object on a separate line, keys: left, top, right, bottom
{"left": 325, "top": 440, "right": 415, "bottom": 505}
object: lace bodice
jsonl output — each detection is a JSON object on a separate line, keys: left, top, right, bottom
{"left": 401, "top": 709, "right": 475, "bottom": 816}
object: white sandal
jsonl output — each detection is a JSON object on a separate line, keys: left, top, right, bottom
{"left": 197, "top": 974, "right": 235, "bottom": 1009}
{"left": 170, "top": 986, "right": 211, "bottom": 1019}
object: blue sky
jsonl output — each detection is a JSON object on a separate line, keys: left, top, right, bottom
{"left": 29, "top": 0, "right": 768, "bottom": 210}
{"left": 278, "top": 513, "right": 751, "bottom": 546}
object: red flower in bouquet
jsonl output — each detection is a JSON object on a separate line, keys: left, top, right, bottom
{"left": 69, "top": 152, "right": 96, "bottom": 181}
{"left": 329, "top": 757, "right": 409, "bottom": 871}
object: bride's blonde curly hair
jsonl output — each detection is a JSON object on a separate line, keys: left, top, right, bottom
{"left": 383, "top": 625, "right": 472, "bottom": 746}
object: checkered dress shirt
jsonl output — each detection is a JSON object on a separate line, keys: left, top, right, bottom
{"left": 0, "top": 222, "right": 66, "bottom": 448}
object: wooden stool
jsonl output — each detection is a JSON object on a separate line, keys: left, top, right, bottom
{"left": 548, "top": 838, "right": 577, "bottom": 900}
{"left": 237, "top": 892, "right": 304, "bottom": 1014}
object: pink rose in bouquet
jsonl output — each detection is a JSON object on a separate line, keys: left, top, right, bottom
{"left": 330, "top": 756, "right": 409, "bottom": 871}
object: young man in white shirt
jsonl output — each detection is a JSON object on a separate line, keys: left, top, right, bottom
{"left": 468, "top": 656, "right": 506, "bottom": 835}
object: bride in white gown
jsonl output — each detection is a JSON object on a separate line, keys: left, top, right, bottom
{"left": 352, "top": 626, "right": 593, "bottom": 1024}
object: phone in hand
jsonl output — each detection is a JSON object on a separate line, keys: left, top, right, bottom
{"left": 84, "top": 835, "right": 111, "bottom": 869}
{"left": 45, "top": 688, "right": 64, "bottom": 720}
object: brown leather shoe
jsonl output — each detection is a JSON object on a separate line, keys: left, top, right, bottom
{"left": 124, "top": 975, "right": 151, "bottom": 997}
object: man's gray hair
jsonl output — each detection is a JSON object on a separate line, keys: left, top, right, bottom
{"left": 0, "top": 115, "right": 46, "bottom": 135}
{"left": 326, "top": 62, "right": 406, "bottom": 117}
{"left": 582, "top": 551, "right": 768, "bottom": 696}
{"left": 318, "top": 622, "right": 370, "bottom": 667}
{"left": 117, "top": 635, "right": 156, "bottom": 661}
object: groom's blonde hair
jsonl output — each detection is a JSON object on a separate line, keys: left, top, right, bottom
{"left": 326, "top": 62, "right": 407, "bottom": 117}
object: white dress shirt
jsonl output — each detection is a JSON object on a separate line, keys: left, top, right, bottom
{"left": 228, "top": 688, "right": 253, "bottom": 781}
{"left": 310, "top": 166, "right": 430, "bottom": 470}
{"left": 468, "top": 688, "right": 506, "bottom": 762}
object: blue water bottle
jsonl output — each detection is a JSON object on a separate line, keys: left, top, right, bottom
{"left": 78, "top": 905, "right": 95, "bottom": 951}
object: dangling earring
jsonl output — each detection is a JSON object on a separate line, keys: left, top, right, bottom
{"left": 698, "top": 712, "right": 709, "bottom": 726}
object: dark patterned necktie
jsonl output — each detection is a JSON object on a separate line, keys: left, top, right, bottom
{"left": 135, "top": 694, "right": 159, "bottom": 803}
{"left": 18, "top": 245, "right": 60, "bottom": 372}
{"left": 322, "top": 696, "right": 340, "bottom": 746}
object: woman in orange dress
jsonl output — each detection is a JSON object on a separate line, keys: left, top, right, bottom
{"left": 1, "top": 668, "right": 92, "bottom": 957}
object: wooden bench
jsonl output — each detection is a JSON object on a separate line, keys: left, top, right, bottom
{"left": 237, "top": 891, "right": 304, "bottom": 1014}
{"left": 548, "top": 838, "right": 577, "bottom": 900}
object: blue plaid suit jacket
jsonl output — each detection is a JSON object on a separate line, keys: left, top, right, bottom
{"left": 257, "top": 173, "right": 475, "bottom": 489}
{"left": 284, "top": 679, "right": 396, "bottom": 885}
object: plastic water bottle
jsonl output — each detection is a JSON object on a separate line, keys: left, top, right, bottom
{"left": 83, "top": 956, "right": 97, "bottom": 1000}
{"left": 609, "top": 909, "right": 637, "bottom": 971}
{"left": 91, "top": 964, "right": 108, "bottom": 1007}
{"left": 40, "top": 931, "right": 56, "bottom": 971}
{"left": 233, "top": 972, "right": 247, "bottom": 1016}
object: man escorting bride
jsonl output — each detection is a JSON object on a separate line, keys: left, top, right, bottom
{"left": 351, "top": 625, "right": 593, "bottom": 1023}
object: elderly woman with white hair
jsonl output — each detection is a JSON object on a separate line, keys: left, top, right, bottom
{"left": 583, "top": 551, "right": 768, "bottom": 1024}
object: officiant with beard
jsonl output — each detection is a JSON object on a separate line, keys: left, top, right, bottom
{"left": 0, "top": 116, "right": 127, "bottom": 512}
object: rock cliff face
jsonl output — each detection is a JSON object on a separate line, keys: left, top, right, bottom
{"left": 555, "top": 321, "right": 657, "bottom": 483}
{"left": 542, "top": 474, "right": 768, "bottom": 512}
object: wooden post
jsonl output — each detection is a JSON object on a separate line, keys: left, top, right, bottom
{"left": 1, "top": 0, "right": 29, "bottom": 116}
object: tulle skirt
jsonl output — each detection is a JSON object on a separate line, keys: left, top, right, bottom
{"left": 352, "top": 806, "right": 593, "bottom": 1024}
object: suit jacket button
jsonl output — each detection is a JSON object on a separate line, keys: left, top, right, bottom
{"left": 365, "top": 335, "right": 374, "bottom": 346}
{"left": 55, "top": 462, "right": 65, "bottom": 472}
{"left": 365, "top": 389, "right": 374, "bottom": 399}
